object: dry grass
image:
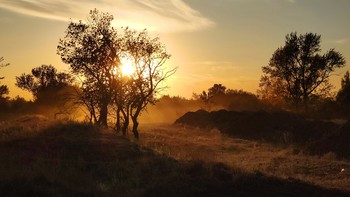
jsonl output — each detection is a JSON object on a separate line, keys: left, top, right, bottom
{"left": 0, "top": 116, "right": 348, "bottom": 196}
{"left": 138, "top": 124, "right": 350, "bottom": 192}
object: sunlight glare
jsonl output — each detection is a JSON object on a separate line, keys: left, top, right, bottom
{"left": 120, "top": 58, "right": 135, "bottom": 76}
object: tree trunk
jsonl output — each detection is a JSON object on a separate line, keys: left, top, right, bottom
{"left": 122, "top": 117, "right": 129, "bottom": 136}
{"left": 98, "top": 101, "right": 108, "bottom": 127}
{"left": 131, "top": 115, "right": 139, "bottom": 139}
{"left": 303, "top": 93, "right": 309, "bottom": 112}
{"left": 131, "top": 105, "right": 143, "bottom": 139}
{"left": 115, "top": 108, "right": 121, "bottom": 133}
{"left": 121, "top": 108, "right": 129, "bottom": 136}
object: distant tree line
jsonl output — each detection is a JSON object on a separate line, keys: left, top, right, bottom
{"left": 194, "top": 84, "right": 263, "bottom": 111}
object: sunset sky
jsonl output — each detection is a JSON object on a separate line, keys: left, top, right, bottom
{"left": 0, "top": 0, "right": 349, "bottom": 99}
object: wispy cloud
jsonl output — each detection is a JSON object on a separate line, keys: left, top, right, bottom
{"left": 0, "top": 0, "right": 214, "bottom": 32}
{"left": 333, "top": 39, "right": 349, "bottom": 44}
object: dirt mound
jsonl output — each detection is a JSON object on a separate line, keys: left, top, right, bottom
{"left": 175, "top": 110, "right": 350, "bottom": 158}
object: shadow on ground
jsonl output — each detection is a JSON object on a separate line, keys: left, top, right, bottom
{"left": 0, "top": 121, "right": 348, "bottom": 196}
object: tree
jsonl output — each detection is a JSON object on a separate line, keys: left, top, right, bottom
{"left": 208, "top": 84, "right": 226, "bottom": 97}
{"left": 57, "top": 9, "right": 121, "bottom": 127}
{"left": 260, "top": 32, "right": 346, "bottom": 110}
{"left": 122, "top": 28, "right": 176, "bottom": 139}
{"left": 58, "top": 9, "right": 176, "bottom": 137}
{"left": 0, "top": 57, "right": 10, "bottom": 98}
{"left": 196, "top": 84, "right": 226, "bottom": 110}
{"left": 16, "top": 65, "right": 73, "bottom": 103}
{"left": 336, "top": 71, "right": 350, "bottom": 106}
{"left": 258, "top": 75, "right": 288, "bottom": 108}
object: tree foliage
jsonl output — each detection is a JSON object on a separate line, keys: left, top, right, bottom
{"left": 0, "top": 57, "right": 10, "bottom": 98}
{"left": 195, "top": 84, "right": 262, "bottom": 111}
{"left": 260, "top": 32, "right": 346, "bottom": 110}
{"left": 16, "top": 65, "right": 73, "bottom": 102}
{"left": 57, "top": 9, "right": 176, "bottom": 138}
{"left": 336, "top": 71, "right": 350, "bottom": 106}
{"left": 121, "top": 28, "right": 176, "bottom": 138}
{"left": 57, "top": 9, "right": 120, "bottom": 126}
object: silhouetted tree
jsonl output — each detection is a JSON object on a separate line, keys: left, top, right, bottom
{"left": 0, "top": 57, "right": 9, "bottom": 98}
{"left": 122, "top": 28, "right": 176, "bottom": 139}
{"left": 16, "top": 65, "right": 73, "bottom": 103}
{"left": 337, "top": 71, "right": 350, "bottom": 106}
{"left": 0, "top": 85, "right": 8, "bottom": 98}
{"left": 260, "top": 32, "right": 346, "bottom": 111}
{"left": 57, "top": 9, "right": 121, "bottom": 127}
{"left": 197, "top": 84, "right": 226, "bottom": 110}
{"left": 208, "top": 84, "right": 226, "bottom": 97}
{"left": 258, "top": 75, "right": 288, "bottom": 108}
{"left": 58, "top": 9, "right": 176, "bottom": 136}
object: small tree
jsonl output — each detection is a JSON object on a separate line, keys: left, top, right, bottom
{"left": 16, "top": 65, "right": 73, "bottom": 103}
{"left": 258, "top": 75, "right": 288, "bottom": 108}
{"left": 336, "top": 71, "right": 350, "bottom": 106}
{"left": 260, "top": 32, "right": 346, "bottom": 111}
{"left": 122, "top": 28, "right": 176, "bottom": 139}
{"left": 0, "top": 57, "right": 9, "bottom": 98}
{"left": 197, "top": 84, "right": 226, "bottom": 110}
{"left": 208, "top": 84, "right": 226, "bottom": 97}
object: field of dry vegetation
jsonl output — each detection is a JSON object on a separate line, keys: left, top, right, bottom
{"left": 139, "top": 124, "right": 350, "bottom": 193}
{"left": 0, "top": 115, "right": 349, "bottom": 196}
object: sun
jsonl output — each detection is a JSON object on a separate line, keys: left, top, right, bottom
{"left": 120, "top": 58, "right": 135, "bottom": 76}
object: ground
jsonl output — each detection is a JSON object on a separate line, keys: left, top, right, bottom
{"left": 139, "top": 124, "right": 350, "bottom": 193}
{"left": 0, "top": 115, "right": 349, "bottom": 196}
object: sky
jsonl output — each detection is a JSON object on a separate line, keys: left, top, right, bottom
{"left": 0, "top": 0, "right": 349, "bottom": 99}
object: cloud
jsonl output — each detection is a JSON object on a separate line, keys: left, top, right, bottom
{"left": 0, "top": 0, "right": 214, "bottom": 32}
{"left": 333, "top": 39, "right": 349, "bottom": 44}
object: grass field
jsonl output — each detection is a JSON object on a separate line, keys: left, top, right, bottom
{"left": 0, "top": 115, "right": 349, "bottom": 196}
{"left": 139, "top": 124, "right": 350, "bottom": 193}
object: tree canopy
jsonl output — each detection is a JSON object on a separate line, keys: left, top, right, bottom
{"left": 259, "top": 32, "right": 346, "bottom": 110}
{"left": 57, "top": 9, "right": 176, "bottom": 138}
{"left": 0, "top": 57, "right": 9, "bottom": 98}
{"left": 16, "top": 65, "right": 73, "bottom": 102}
{"left": 336, "top": 71, "right": 350, "bottom": 106}
{"left": 58, "top": 9, "right": 120, "bottom": 126}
